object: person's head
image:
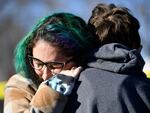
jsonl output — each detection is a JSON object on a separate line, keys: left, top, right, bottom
{"left": 88, "top": 3, "right": 141, "bottom": 50}
{"left": 14, "top": 12, "right": 94, "bottom": 81}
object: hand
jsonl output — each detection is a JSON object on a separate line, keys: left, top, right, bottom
{"left": 59, "top": 66, "right": 83, "bottom": 78}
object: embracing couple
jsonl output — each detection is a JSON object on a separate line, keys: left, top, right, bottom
{"left": 4, "top": 3, "right": 150, "bottom": 113}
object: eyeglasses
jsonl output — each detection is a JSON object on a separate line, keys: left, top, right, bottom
{"left": 28, "top": 55, "right": 73, "bottom": 74}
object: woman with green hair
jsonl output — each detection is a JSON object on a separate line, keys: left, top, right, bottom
{"left": 4, "top": 12, "right": 95, "bottom": 113}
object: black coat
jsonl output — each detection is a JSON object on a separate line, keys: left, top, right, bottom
{"left": 64, "top": 43, "right": 150, "bottom": 113}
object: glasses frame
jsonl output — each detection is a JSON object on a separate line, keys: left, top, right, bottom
{"left": 28, "top": 55, "right": 73, "bottom": 73}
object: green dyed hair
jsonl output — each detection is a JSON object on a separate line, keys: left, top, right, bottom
{"left": 14, "top": 12, "right": 95, "bottom": 79}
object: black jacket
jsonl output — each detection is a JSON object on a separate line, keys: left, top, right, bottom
{"left": 64, "top": 43, "right": 150, "bottom": 113}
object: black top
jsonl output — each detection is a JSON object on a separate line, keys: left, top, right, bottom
{"left": 64, "top": 43, "right": 150, "bottom": 113}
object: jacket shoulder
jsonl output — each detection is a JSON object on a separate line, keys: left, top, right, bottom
{"left": 6, "top": 74, "right": 37, "bottom": 94}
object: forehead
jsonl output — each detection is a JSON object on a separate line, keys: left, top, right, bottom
{"left": 32, "top": 40, "right": 66, "bottom": 62}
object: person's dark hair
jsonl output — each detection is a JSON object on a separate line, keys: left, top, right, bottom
{"left": 88, "top": 3, "right": 141, "bottom": 49}
{"left": 14, "top": 13, "right": 95, "bottom": 81}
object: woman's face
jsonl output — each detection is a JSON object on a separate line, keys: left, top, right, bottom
{"left": 31, "top": 39, "right": 74, "bottom": 80}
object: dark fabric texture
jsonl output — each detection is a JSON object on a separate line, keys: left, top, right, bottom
{"left": 63, "top": 43, "right": 150, "bottom": 113}
{"left": 88, "top": 43, "right": 145, "bottom": 75}
{"left": 57, "top": 74, "right": 75, "bottom": 84}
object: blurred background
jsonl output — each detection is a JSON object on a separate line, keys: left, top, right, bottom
{"left": 0, "top": 0, "right": 150, "bottom": 112}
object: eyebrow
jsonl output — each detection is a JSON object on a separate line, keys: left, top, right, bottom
{"left": 28, "top": 55, "right": 65, "bottom": 64}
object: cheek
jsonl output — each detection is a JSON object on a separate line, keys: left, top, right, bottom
{"left": 34, "top": 70, "right": 42, "bottom": 77}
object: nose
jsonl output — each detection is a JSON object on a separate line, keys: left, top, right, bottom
{"left": 42, "top": 66, "right": 52, "bottom": 80}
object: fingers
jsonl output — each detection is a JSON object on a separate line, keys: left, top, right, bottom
{"left": 59, "top": 66, "right": 83, "bottom": 78}
{"left": 71, "top": 66, "right": 83, "bottom": 77}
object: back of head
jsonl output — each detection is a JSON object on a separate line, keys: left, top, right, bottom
{"left": 88, "top": 3, "right": 141, "bottom": 49}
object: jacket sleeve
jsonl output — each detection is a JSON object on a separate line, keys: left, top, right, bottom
{"left": 30, "top": 83, "right": 68, "bottom": 113}
{"left": 4, "top": 76, "right": 68, "bottom": 113}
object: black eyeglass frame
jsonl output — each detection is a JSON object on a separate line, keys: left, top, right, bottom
{"left": 28, "top": 55, "right": 73, "bottom": 72}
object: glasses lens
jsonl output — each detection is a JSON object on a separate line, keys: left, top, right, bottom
{"left": 49, "top": 62, "right": 64, "bottom": 68}
{"left": 32, "top": 58, "right": 44, "bottom": 70}
{"left": 47, "top": 62, "right": 64, "bottom": 74}
{"left": 28, "top": 56, "right": 44, "bottom": 70}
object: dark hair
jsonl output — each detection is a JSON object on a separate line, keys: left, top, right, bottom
{"left": 88, "top": 3, "right": 141, "bottom": 49}
{"left": 28, "top": 13, "right": 91, "bottom": 57}
{"left": 14, "top": 13, "right": 94, "bottom": 80}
